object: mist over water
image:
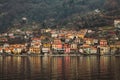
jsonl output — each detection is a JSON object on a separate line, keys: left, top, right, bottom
{"left": 0, "top": 56, "right": 120, "bottom": 80}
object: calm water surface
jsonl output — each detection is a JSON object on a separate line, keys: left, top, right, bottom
{"left": 0, "top": 56, "right": 120, "bottom": 80}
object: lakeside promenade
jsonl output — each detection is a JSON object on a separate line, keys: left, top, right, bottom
{"left": 0, "top": 53, "right": 120, "bottom": 57}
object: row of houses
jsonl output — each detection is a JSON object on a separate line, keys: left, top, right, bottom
{"left": 24, "top": 27, "right": 120, "bottom": 54}
{"left": 27, "top": 37, "right": 119, "bottom": 55}
{"left": 0, "top": 43, "right": 117, "bottom": 55}
{"left": 0, "top": 27, "right": 120, "bottom": 55}
{"left": 0, "top": 44, "right": 25, "bottom": 55}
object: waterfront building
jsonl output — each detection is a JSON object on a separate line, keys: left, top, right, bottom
{"left": 29, "top": 47, "right": 41, "bottom": 54}
{"left": 29, "top": 37, "right": 41, "bottom": 54}
{"left": 70, "top": 43, "right": 78, "bottom": 53}
{"left": 12, "top": 47, "right": 22, "bottom": 54}
{"left": 4, "top": 48, "right": 11, "bottom": 53}
{"left": 52, "top": 38, "right": 63, "bottom": 53}
{"left": 81, "top": 44, "right": 91, "bottom": 54}
{"left": 0, "top": 47, "right": 3, "bottom": 53}
{"left": 90, "top": 47, "right": 97, "bottom": 54}
{"left": 52, "top": 43, "right": 63, "bottom": 51}
{"left": 42, "top": 42, "right": 51, "bottom": 54}
{"left": 65, "top": 48, "right": 71, "bottom": 53}
{"left": 42, "top": 48, "right": 50, "bottom": 53}
{"left": 70, "top": 43, "right": 78, "bottom": 50}
{"left": 10, "top": 44, "right": 25, "bottom": 54}
{"left": 99, "top": 39, "right": 109, "bottom": 55}
{"left": 100, "top": 46, "right": 110, "bottom": 55}
{"left": 79, "top": 44, "right": 97, "bottom": 54}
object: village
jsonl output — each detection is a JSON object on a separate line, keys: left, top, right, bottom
{"left": 0, "top": 20, "right": 120, "bottom": 56}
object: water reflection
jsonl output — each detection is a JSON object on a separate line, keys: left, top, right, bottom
{"left": 0, "top": 56, "right": 120, "bottom": 80}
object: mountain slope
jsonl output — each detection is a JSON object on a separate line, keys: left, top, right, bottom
{"left": 0, "top": 0, "right": 120, "bottom": 32}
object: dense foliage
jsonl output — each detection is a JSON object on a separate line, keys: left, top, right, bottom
{"left": 0, "top": 0, "right": 120, "bottom": 32}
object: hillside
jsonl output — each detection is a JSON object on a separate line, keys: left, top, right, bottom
{"left": 0, "top": 0, "right": 120, "bottom": 32}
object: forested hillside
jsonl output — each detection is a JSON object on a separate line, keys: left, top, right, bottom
{"left": 0, "top": 0, "right": 120, "bottom": 32}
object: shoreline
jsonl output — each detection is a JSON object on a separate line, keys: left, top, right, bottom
{"left": 0, "top": 54, "right": 120, "bottom": 57}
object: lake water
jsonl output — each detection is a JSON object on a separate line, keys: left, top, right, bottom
{"left": 0, "top": 56, "right": 120, "bottom": 80}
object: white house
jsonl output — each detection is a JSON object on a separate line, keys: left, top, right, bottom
{"left": 114, "top": 20, "right": 120, "bottom": 28}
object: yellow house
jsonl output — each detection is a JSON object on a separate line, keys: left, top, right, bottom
{"left": 43, "top": 43, "right": 51, "bottom": 48}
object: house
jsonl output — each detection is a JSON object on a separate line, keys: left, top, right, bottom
{"left": 79, "top": 45, "right": 97, "bottom": 54}
{"left": 90, "top": 47, "right": 97, "bottom": 54}
{"left": 42, "top": 48, "right": 50, "bottom": 53}
{"left": 74, "top": 38, "right": 81, "bottom": 44}
{"left": 51, "top": 33, "right": 58, "bottom": 38}
{"left": 70, "top": 43, "right": 78, "bottom": 53}
{"left": 31, "top": 38, "right": 41, "bottom": 42}
{"left": 93, "top": 39, "right": 99, "bottom": 45}
{"left": 77, "top": 29, "right": 87, "bottom": 38}
{"left": 114, "top": 19, "right": 120, "bottom": 28}
{"left": 100, "top": 46, "right": 110, "bottom": 55}
{"left": 84, "top": 38, "right": 94, "bottom": 45}
{"left": 45, "top": 28, "right": 51, "bottom": 32}
{"left": 3, "top": 43, "right": 10, "bottom": 48}
{"left": 58, "top": 33, "right": 65, "bottom": 38}
{"left": 64, "top": 48, "right": 71, "bottom": 53}
{"left": 10, "top": 44, "right": 25, "bottom": 54}
{"left": 52, "top": 39, "right": 63, "bottom": 53}
{"left": 66, "top": 34, "right": 75, "bottom": 39}
{"left": 109, "top": 42, "right": 120, "bottom": 54}
{"left": 31, "top": 38, "right": 41, "bottom": 47}
{"left": 29, "top": 47, "right": 41, "bottom": 54}
{"left": 31, "top": 42, "right": 41, "bottom": 48}
{"left": 53, "top": 38, "right": 62, "bottom": 44}
{"left": 70, "top": 43, "right": 77, "bottom": 50}
{"left": 12, "top": 48, "right": 22, "bottom": 54}
{"left": 63, "top": 44, "right": 70, "bottom": 49}
{"left": 0, "top": 47, "right": 3, "bottom": 53}
{"left": 0, "top": 38, "right": 8, "bottom": 42}
{"left": 41, "top": 29, "right": 46, "bottom": 33}
{"left": 79, "top": 48, "right": 84, "bottom": 53}
{"left": 77, "top": 34, "right": 84, "bottom": 39}
{"left": 65, "top": 38, "right": 71, "bottom": 43}
{"left": 100, "top": 39, "right": 108, "bottom": 46}
{"left": 52, "top": 43, "right": 63, "bottom": 50}
{"left": 81, "top": 45, "right": 91, "bottom": 54}
{"left": 4, "top": 47, "right": 11, "bottom": 53}
{"left": 43, "top": 43, "right": 51, "bottom": 48}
